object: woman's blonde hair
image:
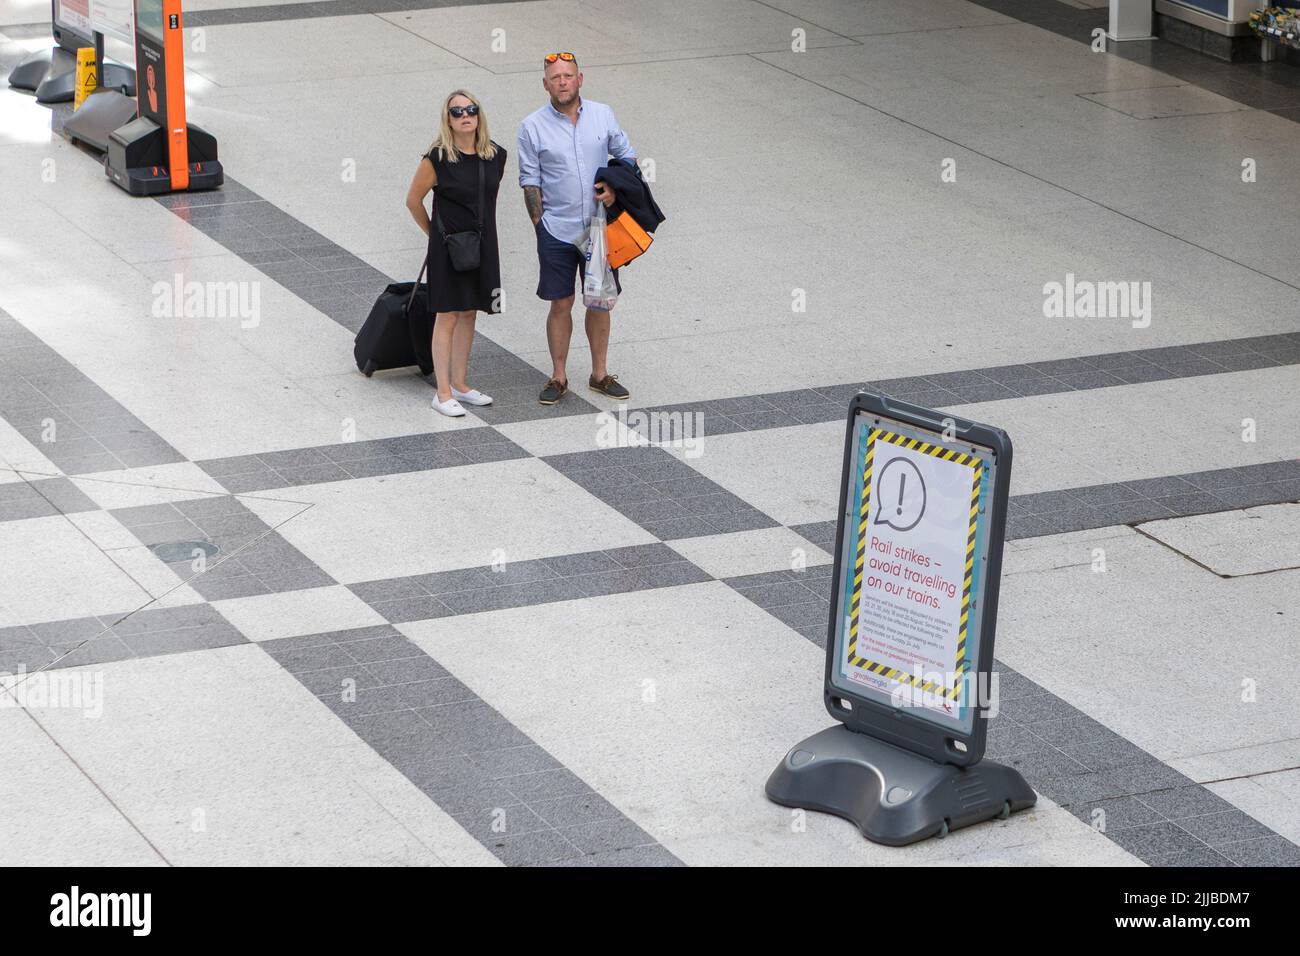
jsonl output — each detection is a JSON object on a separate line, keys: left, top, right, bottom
{"left": 427, "top": 89, "right": 498, "bottom": 163}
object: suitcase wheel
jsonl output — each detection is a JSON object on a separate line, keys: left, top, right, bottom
{"left": 362, "top": 360, "right": 377, "bottom": 378}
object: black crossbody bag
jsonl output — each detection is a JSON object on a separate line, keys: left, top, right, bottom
{"left": 434, "top": 154, "right": 485, "bottom": 272}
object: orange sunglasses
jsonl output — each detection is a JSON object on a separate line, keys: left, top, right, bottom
{"left": 543, "top": 52, "right": 576, "bottom": 64}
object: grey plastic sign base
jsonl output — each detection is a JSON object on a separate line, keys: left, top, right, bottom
{"left": 766, "top": 724, "right": 1036, "bottom": 846}
{"left": 63, "top": 89, "right": 140, "bottom": 153}
{"left": 35, "top": 60, "right": 136, "bottom": 104}
{"left": 8, "top": 46, "right": 73, "bottom": 93}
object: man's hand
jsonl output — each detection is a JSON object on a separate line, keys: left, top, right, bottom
{"left": 594, "top": 181, "right": 615, "bottom": 208}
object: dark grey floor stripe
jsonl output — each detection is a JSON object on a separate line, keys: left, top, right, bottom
{"left": 542, "top": 444, "right": 780, "bottom": 540}
{"left": 349, "top": 543, "right": 712, "bottom": 623}
{"left": 195, "top": 427, "right": 529, "bottom": 493}
{"left": 965, "top": 0, "right": 1300, "bottom": 117}
{"left": 722, "top": 567, "right": 1300, "bottom": 867}
{"left": 260, "top": 624, "right": 682, "bottom": 866}
{"left": 0, "top": 604, "right": 247, "bottom": 672}
{"left": 186, "top": 0, "right": 526, "bottom": 28}
{"left": 1005, "top": 460, "right": 1300, "bottom": 538}
{"left": 964, "top": 0, "right": 1114, "bottom": 45}
{"left": 0, "top": 493, "right": 333, "bottom": 670}
{"left": 0, "top": 476, "right": 98, "bottom": 522}
{"left": 791, "top": 458, "right": 1300, "bottom": 550}
{"left": 788, "top": 520, "right": 844, "bottom": 552}
{"left": 724, "top": 566, "right": 833, "bottom": 647}
{"left": 0, "top": 309, "right": 186, "bottom": 475}
{"left": 109, "top": 496, "right": 336, "bottom": 600}
{"left": 630, "top": 332, "right": 1300, "bottom": 441}
{"left": 156, "top": 179, "right": 596, "bottom": 425}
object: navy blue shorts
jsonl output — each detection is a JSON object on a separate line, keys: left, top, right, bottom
{"left": 534, "top": 220, "right": 621, "bottom": 302}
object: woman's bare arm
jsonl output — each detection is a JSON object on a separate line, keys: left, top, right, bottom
{"left": 405, "top": 157, "right": 436, "bottom": 237}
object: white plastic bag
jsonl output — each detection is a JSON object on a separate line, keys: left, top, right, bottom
{"left": 581, "top": 202, "right": 619, "bottom": 311}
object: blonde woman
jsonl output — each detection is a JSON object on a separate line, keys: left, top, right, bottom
{"left": 405, "top": 90, "right": 508, "bottom": 417}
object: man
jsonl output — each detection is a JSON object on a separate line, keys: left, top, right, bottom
{"left": 517, "top": 52, "right": 635, "bottom": 405}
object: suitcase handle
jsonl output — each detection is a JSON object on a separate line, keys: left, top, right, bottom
{"left": 405, "top": 260, "right": 427, "bottom": 315}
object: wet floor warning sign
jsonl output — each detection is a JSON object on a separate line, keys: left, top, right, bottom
{"left": 74, "top": 47, "right": 98, "bottom": 109}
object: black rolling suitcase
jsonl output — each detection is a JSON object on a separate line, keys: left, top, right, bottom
{"left": 354, "top": 262, "right": 434, "bottom": 377}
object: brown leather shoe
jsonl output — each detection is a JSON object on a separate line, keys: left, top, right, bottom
{"left": 539, "top": 377, "right": 568, "bottom": 405}
{"left": 589, "top": 374, "right": 630, "bottom": 400}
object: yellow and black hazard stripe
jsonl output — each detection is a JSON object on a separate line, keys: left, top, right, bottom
{"left": 951, "top": 459, "right": 982, "bottom": 698}
{"left": 845, "top": 427, "right": 877, "bottom": 644}
{"left": 843, "top": 425, "right": 983, "bottom": 702}
{"left": 844, "top": 426, "right": 877, "bottom": 666}
{"left": 872, "top": 428, "right": 981, "bottom": 468}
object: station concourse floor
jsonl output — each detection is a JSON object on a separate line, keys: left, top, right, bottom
{"left": 1, "top": 0, "right": 1298, "bottom": 867}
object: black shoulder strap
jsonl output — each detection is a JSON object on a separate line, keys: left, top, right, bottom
{"left": 431, "top": 148, "right": 447, "bottom": 239}
{"left": 475, "top": 154, "right": 484, "bottom": 232}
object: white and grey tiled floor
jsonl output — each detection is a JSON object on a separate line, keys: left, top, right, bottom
{"left": 1, "top": 0, "right": 1298, "bottom": 866}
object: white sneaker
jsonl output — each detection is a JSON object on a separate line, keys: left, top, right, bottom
{"left": 432, "top": 396, "right": 466, "bottom": 417}
{"left": 452, "top": 387, "right": 493, "bottom": 406}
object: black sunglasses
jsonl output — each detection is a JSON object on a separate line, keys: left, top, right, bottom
{"left": 448, "top": 104, "right": 480, "bottom": 118}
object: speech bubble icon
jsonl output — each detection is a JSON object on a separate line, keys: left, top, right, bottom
{"left": 874, "top": 456, "right": 927, "bottom": 532}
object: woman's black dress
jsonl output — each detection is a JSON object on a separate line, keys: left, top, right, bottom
{"left": 426, "top": 143, "right": 507, "bottom": 314}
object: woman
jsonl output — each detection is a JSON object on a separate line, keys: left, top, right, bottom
{"left": 405, "top": 90, "right": 508, "bottom": 417}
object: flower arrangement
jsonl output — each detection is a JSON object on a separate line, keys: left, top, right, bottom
{"left": 1251, "top": 6, "right": 1300, "bottom": 38}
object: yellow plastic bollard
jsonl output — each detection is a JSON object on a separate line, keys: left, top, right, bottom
{"left": 74, "top": 47, "right": 97, "bottom": 109}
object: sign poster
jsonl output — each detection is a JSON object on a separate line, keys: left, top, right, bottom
{"left": 134, "top": 28, "right": 166, "bottom": 123}
{"left": 56, "top": 0, "right": 94, "bottom": 37}
{"left": 89, "top": 0, "right": 136, "bottom": 45}
{"left": 837, "top": 422, "right": 986, "bottom": 725}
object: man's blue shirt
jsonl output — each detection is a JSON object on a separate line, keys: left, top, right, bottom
{"left": 517, "top": 97, "right": 635, "bottom": 245}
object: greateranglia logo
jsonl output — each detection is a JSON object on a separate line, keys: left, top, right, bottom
{"left": 49, "top": 886, "right": 151, "bottom": 936}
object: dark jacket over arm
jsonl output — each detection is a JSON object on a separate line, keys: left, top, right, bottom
{"left": 595, "top": 158, "right": 665, "bottom": 234}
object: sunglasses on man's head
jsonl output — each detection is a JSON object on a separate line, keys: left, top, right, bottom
{"left": 448, "top": 104, "right": 479, "bottom": 118}
{"left": 543, "top": 52, "right": 575, "bottom": 64}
